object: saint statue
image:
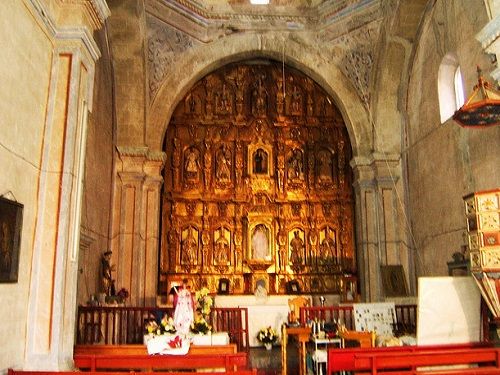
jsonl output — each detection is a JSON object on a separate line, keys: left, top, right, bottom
{"left": 173, "top": 278, "right": 194, "bottom": 336}
{"left": 216, "top": 146, "right": 231, "bottom": 181}
{"left": 321, "top": 228, "right": 337, "bottom": 261}
{"left": 289, "top": 230, "right": 304, "bottom": 264}
{"left": 215, "top": 232, "right": 230, "bottom": 264}
{"left": 184, "top": 148, "right": 199, "bottom": 177}
{"left": 101, "top": 250, "right": 116, "bottom": 296}
{"left": 253, "top": 149, "right": 267, "bottom": 174}
{"left": 182, "top": 227, "right": 198, "bottom": 265}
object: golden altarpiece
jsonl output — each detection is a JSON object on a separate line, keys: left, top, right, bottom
{"left": 160, "top": 61, "right": 356, "bottom": 296}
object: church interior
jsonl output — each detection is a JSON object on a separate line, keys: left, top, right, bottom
{"left": 1, "top": 0, "right": 499, "bottom": 373}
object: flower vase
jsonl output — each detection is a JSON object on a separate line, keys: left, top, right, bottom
{"left": 264, "top": 342, "right": 272, "bottom": 351}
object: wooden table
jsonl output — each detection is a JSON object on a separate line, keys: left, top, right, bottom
{"left": 281, "top": 325, "right": 311, "bottom": 375}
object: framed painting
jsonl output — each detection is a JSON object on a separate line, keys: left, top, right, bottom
{"left": 218, "top": 278, "right": 230, "bottom": 294}
{"left": 0, "top": 197, "right": 23, "bottom": 283}
{"left": 380, "top": 265, "right": 408, "bottom": 297}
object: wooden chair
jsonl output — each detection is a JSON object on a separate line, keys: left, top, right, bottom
{"left": 339, "top": 330, "right": 375, "bottom": 348}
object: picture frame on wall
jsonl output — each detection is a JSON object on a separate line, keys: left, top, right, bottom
{"left": 286, "top": 279, "right": 301, "bottom": 294}
{"left": 0, "top": 196, "right": 23, "bottom": 283}
{"left": 218, "top": 278, "right": 230, "bottom": 294}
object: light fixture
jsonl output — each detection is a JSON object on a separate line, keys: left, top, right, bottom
{"left": 453, "top": 67, "right": 500, "bottom": 128}
{"left": 250, "top": 0, "right": 269, "bottom": 4}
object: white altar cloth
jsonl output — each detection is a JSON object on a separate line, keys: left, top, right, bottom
{"left": 191, "top": 332, "right": 230, "bottom": 346}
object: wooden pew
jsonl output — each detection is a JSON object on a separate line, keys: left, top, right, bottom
{"left": 74, "top": 343, "right": 238, "bottom": 355}
{"left": 353, "top": 347, "right": 500, "bottom": 374}
{"left": 327, "top": 342, "right": 493, "bottom": 374}
{"left": 73, "top": 352, "right": 248, "bottom": 372}
{"left": 9, "top": 371, "right": 257, "bottom": 375}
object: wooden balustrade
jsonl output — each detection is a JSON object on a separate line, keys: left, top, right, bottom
{"left": 299, "top": 304, "right": 418, "bottom": 335}
{"left": 76, "top": 305, "right": 249, "bottom": 350}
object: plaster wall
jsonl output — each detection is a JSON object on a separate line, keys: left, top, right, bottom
{"left": 407, "top": 0, "right": 500, "bottom": 276}
{"left": 0, "top": 1, "right": 53, "bottom": 370}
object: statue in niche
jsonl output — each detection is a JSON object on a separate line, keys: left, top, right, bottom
{"left": 184, "top": 148, "right": 200, "bottom": 177}
{"left": 252, "top": 76, "right": 267, "bottom": 116}
{"left": 215, "top": 145, "right": 231, "bottom": 182}
{"left": 251, "top": 224, "right": 269, "bottom": 260}
{"left": 288, "top": 149, "right": 304, "bottom": 181}
{"left": 291, "top": 85, "right": 302, "bottom": 115}
{"left": 182, "top": 227, "right": 198, "bottom": 265}
{"left": 253, "top": 148, "right": 268, "bottom": 174}
{"left": 289, "top": 230, "right": 304, "bottom": 264}
{"left": 185, "top": 93, "right": 196, "bottom": 114}
{"left": 215, "top": 230, "right": 230, "bottom": 264}
{"left": 216, "top": 84, "right": 231, "bottom": 114}
{"left": 317, "top": 149, "right": 333, "bottom": 182}
{"left": 320, "top": 228, "right": 337, "bottom": 261}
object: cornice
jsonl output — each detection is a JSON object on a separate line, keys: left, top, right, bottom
{"left": 146, "top": 0, "right": 382, "bottom": 39}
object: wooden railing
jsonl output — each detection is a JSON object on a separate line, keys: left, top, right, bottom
{"left": 76, "top": 306, "right": 249, "bottom": 350}
{"left": 299, "top": 304, "right": 418, "bottom": 334}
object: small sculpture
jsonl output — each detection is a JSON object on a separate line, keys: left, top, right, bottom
{"left": 101, "top": 250, "right": 116, "bottom": 297}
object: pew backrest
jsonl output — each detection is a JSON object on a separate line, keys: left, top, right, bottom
{"left": 327, "top": 342, "right": 493, "bottom": 373}
{"left": 74, "top": 352, "right": 247, "bottom": 372}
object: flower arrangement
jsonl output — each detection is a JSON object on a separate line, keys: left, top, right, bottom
{"left": 195, "top": 287, "right": 213, "bottom": 317}
{"left": 190, "top": 314, "right": 212, "bottom": 335}
{"left": 116, "top": 288, "right": 129, "bottom": 301}
{"left": 145, "top": 314, "right": 176, "bottom": 336}
{"left": 257, "top": 326, "right": 278, "bottom": 344}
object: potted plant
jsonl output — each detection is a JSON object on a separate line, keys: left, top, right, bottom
{"left": 257, "top": 326, "right": 278, "bottom": 350}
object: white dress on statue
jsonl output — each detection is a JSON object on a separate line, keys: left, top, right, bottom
{"left": 173, "top": 287, "right": 194, "bottom": 336}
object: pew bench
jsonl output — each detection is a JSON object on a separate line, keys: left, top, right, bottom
{"left": 327, "top": 342, "right": 493, "bottom": 374}
{"left": 353, "top": 348, "right": 500, "bottom": 374}
{"left": 74, "top": 352, "right": 248, "bottom": 372}
{"left": 9, "top": 371, "right": 257, "bottom": 375}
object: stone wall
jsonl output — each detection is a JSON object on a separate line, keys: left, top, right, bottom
{"left": 77, "top": 26, "right": 115, "bottom": 307}
{"left": 406, "top": 0, "right": 500, "bottom": 276}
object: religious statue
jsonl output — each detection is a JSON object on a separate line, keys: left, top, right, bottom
{"left": 253, "top": 148, "right": 267, "bottom": 174}
{"left": 288, "top": 149, "right": 304, "bottom": 181}
{"left": 182, "top": 227, "right": 198, "bottom": 265}
{"left": 216, "top": 146, "right": 231, "bottom": 181}
{"left": 321, "top": 228, "right": 337, "bottom": 261}
{"left": 289, "top": 230, "right": 304, "bottom": 264}
{"left": 101, "top": 250, "right": 116, "bottom": 296}
{"left": 184, "top": 148, "right": 200, "bottom": 177}
{"left": 172, "top": 278, "right": 195, "bottom": 336}
{"left": 251, "top": 224, "right": 269, "bottom": 260}
{"left": 317, "top": 149, "right": 333, "bottom": 182}
{"left": 215, "top": 232, "right": 230, "bottom": 264}
{"left": 252, "top": 76, "right": 267, "bottom": 116}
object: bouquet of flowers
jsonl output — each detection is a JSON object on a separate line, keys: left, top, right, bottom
{"left": 190, "top": 314, "right": 212, "bottom": 335}
{"left": 257, "top": 326, "right": 278, "bottom": 344}
{"left": 145, "top": 314, "right": 176, "bottom": 336}
{"left": 195, "top": 287, "right": 213, "bottom": 317}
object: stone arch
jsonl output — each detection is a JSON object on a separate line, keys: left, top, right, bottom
{"left": 147, "top": 33, "right": 371, "bottom": 158}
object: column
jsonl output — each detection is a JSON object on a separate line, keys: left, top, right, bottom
{"left": 110, "top": 147, "right": 166, "bottom": 306}
{"left": 351, "top": 154, "right": 411, "bottom": 301}
{"left": 24, "top": 0, "right": 109, "bottom": 369}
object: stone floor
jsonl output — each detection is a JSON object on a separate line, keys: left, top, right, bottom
{"left": 249, "top": 344, "right": 301, "bottom": 375}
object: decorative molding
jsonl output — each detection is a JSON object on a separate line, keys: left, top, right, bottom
{"left": 55, "top": 27, "right": 101, "bottom": 61}
{"left": 117, "top": 146, "right": 167, "bottom": 163}
{"left": 476, "top": 14, "right": 500, "bottom": 84}
{"left": 147, "top": 15, "right": 195, "bottom": 98}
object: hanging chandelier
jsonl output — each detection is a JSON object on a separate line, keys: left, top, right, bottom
{"left": 453, "top": 67, "right": 500, "bottom": 128}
